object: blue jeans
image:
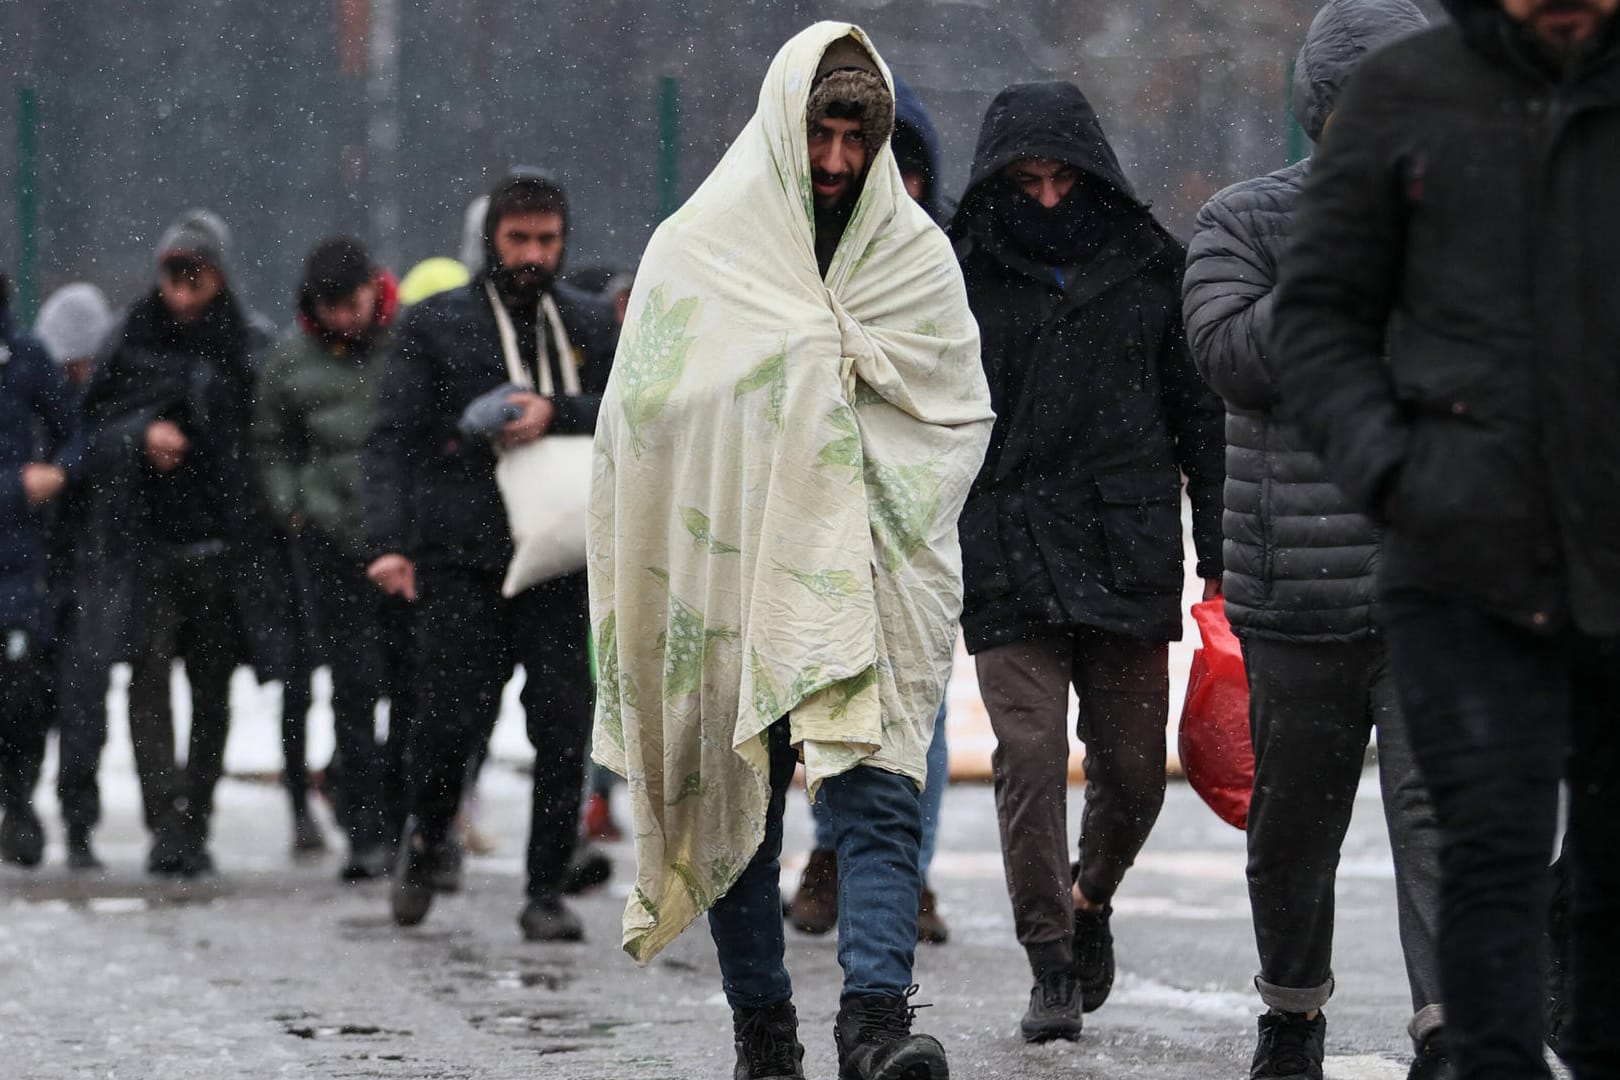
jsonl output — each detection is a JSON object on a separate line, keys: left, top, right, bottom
{"left": 708, "top": 719, "right": 923, "bottom": 1008}
{"left": 813, "top": 700, "right": 946, "bottom": 878}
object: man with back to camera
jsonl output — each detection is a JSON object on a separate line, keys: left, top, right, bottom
{"left": 1272, "top": 1, "right": 1620, "bottom": 1077}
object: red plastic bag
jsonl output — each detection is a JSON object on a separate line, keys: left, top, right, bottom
{"left": 1177, "top": 597, "right": 1254, "bottom": 830}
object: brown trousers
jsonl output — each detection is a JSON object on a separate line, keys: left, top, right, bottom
{"left": 977, "top": 629, "right": 1168, "bottom": 951}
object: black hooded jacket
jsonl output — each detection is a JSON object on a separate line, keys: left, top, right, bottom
{"left": 1183, "top": 0, "right": 1427, "bottom": 643}
{"left": 950, "top": 82, "right": 1224, "bottom": 649}
{"left": 362, "top": 171, "right": 617, "bottom": 571}
{"left": 1273, "top": 1, "right": 1620, "bottom": 635}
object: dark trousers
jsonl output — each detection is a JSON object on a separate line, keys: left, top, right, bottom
{"left": 53, "top": 622, "right": 108, "bottom": 830}
{"left": 0, "top": 637, "right": 47, "bottom": 814}
{"left": 1381, "top": 593, "right": 1620, "bottom": 1080}
{"left": 1242, "top": 636, "right": 1443, "bottom": 1041}
{"left": 976, "top": 629, "right": 1168, "bottom": 959}
{"left": 409, "top": 566, "right": 591, "bottom": 898}
{"left": 709, "top": 719, "right": 923, "bottom": 1008}
{"left": 126, "top": 549, "right": 236, "bottom": 837}
{"left": 298, "top": 530, "right": 414, "bottom": 850}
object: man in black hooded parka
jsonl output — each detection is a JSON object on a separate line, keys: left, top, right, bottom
{"left": 363, "top": 169, "right": 616, "bottom": 941}
{"left": 950, "top": 83, "right": 1224, "bottom": 1043}
{"left": 1272, "top": 1, "right": 1620, "bottom": 1077}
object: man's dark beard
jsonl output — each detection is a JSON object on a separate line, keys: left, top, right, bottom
{"left": 493, "top": 261, "right": 555, "bottom": 305}
{"left": 1530, "top": 0, "right": 1615, "bottom": 53}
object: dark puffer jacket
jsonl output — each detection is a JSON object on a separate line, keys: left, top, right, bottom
{"left": 1183, "top": 0, "right": 1427, "bottom": 643}
{"left": 363, "top": 172, "right": 617, "bottom": 572}
{"left": 950, "top": 82, "right": 1224, "bottom": 650}
{"left": 1273, "top": 0, "right": 1620, "bottom": 636}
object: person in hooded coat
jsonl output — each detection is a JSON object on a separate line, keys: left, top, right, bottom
{"left": 950, "top": 82, "right": 1224, "bottom": 1043}
{"left": 1183, "top": 4, "right": 1446, "bottom": 1078}
{"left": 1271, "top": 1, "right": 1620, "bottom": 1077}
{"left": 77, "top": 209, "right": 268, "bottom": 877}
{"left": 0, "top": 272, "right": 78, "bottom": 870}
{"left": 255, "top": 237, "right": 409, "bottom": 881}
{"left": 363, "top": 169, "right": 617, "bottom": 941}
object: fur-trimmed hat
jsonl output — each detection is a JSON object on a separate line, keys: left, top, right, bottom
{"left": 807, "top": 38, "right": 894, "bottom": 151}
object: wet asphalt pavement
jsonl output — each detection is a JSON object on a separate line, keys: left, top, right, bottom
{"left": 3, "top": 752, "right": 1426, "bottom": 1080}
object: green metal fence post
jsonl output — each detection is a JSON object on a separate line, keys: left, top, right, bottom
{"left": 15, "top": 85, "right": 40, "bottom": 321}
{"left": 656, "top": 76, "right": 680, "bottom": 223}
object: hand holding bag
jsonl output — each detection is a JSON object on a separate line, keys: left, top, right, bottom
{"left": 486, "top": 282, "right": 593, "bottom": 597}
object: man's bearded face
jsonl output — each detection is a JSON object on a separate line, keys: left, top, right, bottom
{"left": 808, "top": 116, "right": 870, "bottom": 212}
{"left": 1502, "top": 0, "right": 1618, "bottom": 48}
{"left": 493, "top": 211, "right": 566, "bottom": 292}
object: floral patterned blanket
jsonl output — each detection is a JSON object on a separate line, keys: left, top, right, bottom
{"left": 586, "top": 20, "right": 993, "bottom": 962}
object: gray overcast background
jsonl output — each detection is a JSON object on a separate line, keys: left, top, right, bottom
{"left": 0, "top": 0, "right": 1448, "bottom": 319}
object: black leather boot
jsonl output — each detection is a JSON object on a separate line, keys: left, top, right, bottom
{"left": 834, "top": 990, "right": 948, "bottom": 1080}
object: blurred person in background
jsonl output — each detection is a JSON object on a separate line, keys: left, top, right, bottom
{"left": 0, "top": 272, "right": 79, "bottom": 869}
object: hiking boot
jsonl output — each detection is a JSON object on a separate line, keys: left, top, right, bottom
{"left": 1407, "top": 1030, "right": 1453, "bottom": 1080}
{"left": 391, "top": 832, "right": 437, "bottom": 927}
{"left": 1250, "top": 1010, "right": 1326, "bottom": 1080}
{"left": 732, "top": 1000, "right": 806, "bottom": 1080}
{"left": 583, "top": 791, "right": 623, "bottom": 841}
{"left": 916, "top": 884, "right": 949, "bottom": 945}
{"left": 341, "top": 843, "right": 392, "bottom": 882}
{"left": 561, "top": 845, "right": 613, "bottom": 895}
{"left": 787, "top": 848, "right": 838, "bottom": 935}
{"left": 431, "top": 834, "right": 464, "bottom": 893}
{"left": 518, "top": 892, "right": 585, "bottom": 942}
{"left": 0, "top": 806, "right": 44, "bottom": 868}
{"left": 834, "top": 989, "right": 949, "bottom": 1080}
{"left": 1072, "top": 904, "right": 1115, "bottom": 1012}
{"left": 1020, "top": 969, "right": 1083, "bottom": 1043}
{"left": 66, "top": 825, "right": 103, "bottom": 871}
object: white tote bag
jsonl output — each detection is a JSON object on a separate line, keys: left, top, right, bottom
{"left": 486, "top": 283, "right": 593, "bottom": 597}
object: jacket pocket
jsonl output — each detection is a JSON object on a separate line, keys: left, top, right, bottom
{"left": 958, "top": 494, "right": 1011, "bottom": 604}
{"left": 1095, "top": 469, "right": 1183, "bottom": 592}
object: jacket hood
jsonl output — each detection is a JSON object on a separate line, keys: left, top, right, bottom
{"left": 892, "top": 75, "right": 944, "bottom": 220}
{"left": 480, "top": 167, "right": 569, "bottom": 283}
{"left": 949, "top": 81, "right": 1150, "bottom": 247}
{"left": 1293, "top": 0, "right": 1430, "bottom": 141}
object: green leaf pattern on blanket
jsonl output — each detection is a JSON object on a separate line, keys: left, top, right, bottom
{"left": 864, "top": 458, "right": 944, "bottom": 570}
{"left": 733, "top": 343, "right": 789, "bottom": 428}
{"left": 817, "top": 406, "right": 862, "bottom": 470}
{"left": 750, "top": 647, "right": 783, "bottom": 722}
{"left": 827, "top": 667, "right": 879, "bottom": 722}
{"left": 775, "top": 563, "right": 862, "bottom": 609}
{"left": 681, "top": 507, "right": 740, "bottom": 555}
{"left": 670, "top": 769, "right": 703, "bottom": 805}
{"left": 660, "top": 594, "right": 738, "bottom": 701}
{"left": 619, "top": 285, "right": 699, "bottom": 452}
{"left": 594, "top": 613, "right": 625, "bottom": 751}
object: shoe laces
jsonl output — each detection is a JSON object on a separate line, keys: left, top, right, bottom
{"left": 736, "top": 1007, "right": 799, "bottom": 1075}
{"left": 854, "top": 985, "right": 932, "bottom": 1042}
{"left": 1261, "top": 1014, "right": 1318, "bottom": 1076}
{"left": 1039, "top": 970, "right": 1080, "bottom": 1010}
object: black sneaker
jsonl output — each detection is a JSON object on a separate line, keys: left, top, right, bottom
{"left": 518, "top": 892, "right": 585, "bottom": 942}
{"left": 834, "top": 989, "right": 948, "bottom": 1080}
{"left": 146, "top": 822, "right": 190, "bottom": 876}
{"left": 291, "top": 804, "right": 327, "bottom": 857}
{"left": 1250, "top": 1010, "right": 1326, "bottom": 1080}
{"left": 66, "top": 825, "right": 103, "bottom": 871}
{"left": 1072, "top": 904, "right": 1115, "bottom": 1012}
{"left": 341, "top": 843, "right": 392, "bottom": 882}
{"left": 1407, "top": 1030, "right": 1452, "bottom": 1080}
{"left": 561, "top": 845, "right": 613, "bottom": 895}
{"left": 732, "top": 1000, "right": 806, "bottom": 1080}
{"left": 0, "top": 806, "right": 44, "bottom": 868}
{"left": 1020, "top": 969, "right": 1083, "bottom": 1043}
{"left": 391, "top": 833, "right": 437, "bottom": 926}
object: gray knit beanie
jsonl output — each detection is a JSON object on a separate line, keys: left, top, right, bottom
{"left": 807, "top": 37, "right": 894, "bottom": 151}
{"left": 34, "top": 283, "right": 114, "bottom": 365}
{"left": 155, "top": 208, "right": 231, "bottom": 278}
